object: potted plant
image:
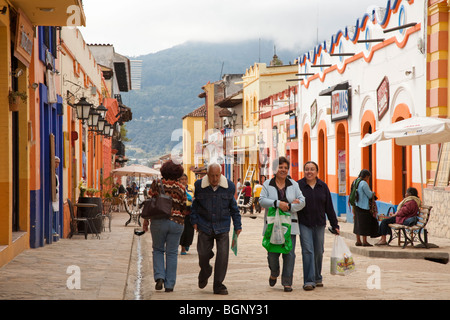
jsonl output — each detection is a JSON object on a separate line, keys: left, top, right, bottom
{"left": 8, "top": 90, "right": 27, "bottom": 112}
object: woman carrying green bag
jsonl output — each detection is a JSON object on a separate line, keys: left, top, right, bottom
{"left": 260, "top": 157, "right": 305, "bottom": 292}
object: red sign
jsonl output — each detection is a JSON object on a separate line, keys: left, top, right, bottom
{"left": 377, "top": 76, "right": 389, "bottom": 121}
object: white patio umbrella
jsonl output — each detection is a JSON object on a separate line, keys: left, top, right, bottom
{"left": 112, "top": 164, "right": 160, "bottom": 187}
{"left": 359, "top": 116, "right": 450, "bottom": 197}
{"left": 112, "top": 164, "right": 160, "bottom": 177}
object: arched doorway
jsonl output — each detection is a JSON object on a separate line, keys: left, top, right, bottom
{"left": 392, "top": 104, "right": 412, "bottom": 204}
{"left": 361, "top": 110, "right": 377, "bottom": 191}
{"left": 317, "top": 120, "right": 328, "bottom": 183}
{"left": 335, "top": 122, "right": 348, "bottom": 195}
{"left": 334, "top": 121, "right": 349, "bottom": 218}
{"left": 302, "top": 124, "right": 311, "bottom": 179}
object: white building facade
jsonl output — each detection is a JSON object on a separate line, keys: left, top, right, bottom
{"left": 295, "top": 0, "right": 427, "bottom": 219}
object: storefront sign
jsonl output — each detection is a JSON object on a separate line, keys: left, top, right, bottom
{"left": 331, "top": 90, "right": 351, "bottom": 122}
{"left": 289, "top": 115, "right": 297, "bottom": 139}
{"left": 377, "top": 76, "right": 389, "bottom": 120}
{"left": 14, "top": 9, "right": 34, "bottom": 68}
{"left": 310, "top": 100, "right": 317, "bottom": 129}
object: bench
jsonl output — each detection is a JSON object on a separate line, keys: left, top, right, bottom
{"left": 388, "top": 205, "right": 432, "bottom": 249}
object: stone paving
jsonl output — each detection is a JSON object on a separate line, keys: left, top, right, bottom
{"left": 0, "top": 211, "right": 450, "bottom": 301}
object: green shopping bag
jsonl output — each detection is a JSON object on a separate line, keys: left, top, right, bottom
{"left": 262, "top": 207, "right": 292, "bottom": 254}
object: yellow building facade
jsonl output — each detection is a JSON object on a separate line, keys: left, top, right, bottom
{"left": 240, "top": 61, "right": 298, "bottom": 181}
{"left": 182, "top": 105, "right": 206, "bottom": 186}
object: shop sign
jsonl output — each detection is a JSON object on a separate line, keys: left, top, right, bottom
{"left": 331, "top": 90, "right": 351, "bottom": 122}
{"left": 377, "top": 76, "right": 389, "bottom": 121}
{"left": 14, "top": 9, "right": 33, "bottom": 68}
{"left": 289, "top": 114, "right": 297, "bottom": 139}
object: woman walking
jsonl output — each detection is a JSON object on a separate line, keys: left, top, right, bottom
{"left": 179, "top": 174, "right": 195, "bottom": 255}
{"left": 259, "top": 157, "right": 305, "bottom": 292}
{"left": 297, "top": 161, "right": 340, "bottom": 290}
{"left": 143, "top": 160, "right": 187, "bottom": 292}
{"left": 351, "top": 169, "right": 379, "bottom": 246}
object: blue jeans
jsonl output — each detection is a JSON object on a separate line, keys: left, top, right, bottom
{"left": 267, "top": 235, "right": 297, "bottom": 286}
{"left": 150, "top": 219, "right": 184, "bottom": 289}
{"left": 299, "top": 224, "right": 325, "bottom": 287}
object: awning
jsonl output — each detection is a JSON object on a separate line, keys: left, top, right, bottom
{"left": 318, "top": 82, "right": 349, "bottom": 96}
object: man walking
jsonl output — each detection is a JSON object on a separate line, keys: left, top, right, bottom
{"left": 190, "top": 163, "right": 242, "bottom": 295}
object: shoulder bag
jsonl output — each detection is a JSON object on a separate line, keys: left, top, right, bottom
{"left": 141, "top": 179, "right": 173, "bottom": 219}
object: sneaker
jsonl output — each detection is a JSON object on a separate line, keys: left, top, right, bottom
{"left": 303, "top": 284, "right": 315, "bottom": 291}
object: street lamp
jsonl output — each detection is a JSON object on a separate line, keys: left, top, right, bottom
{"left": 97, "top": 116, "right": 106, "bottom": 134}
{"left": 96, "top": 103, "right": 108, "bottom": 119}
{"left": 103, "top": 123, "right": 111, "bottom": 137}
{"left": 231, "top": 110, "right": 238, "bottom": 129}
{"left": 74, "top": 97, "right": 93, "bottom": 123}
{"left": 87, "top": 108, "right": 100, "bottom": 129}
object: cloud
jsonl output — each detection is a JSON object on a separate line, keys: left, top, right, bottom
{"left": 80, "top": 0, "right": 389, "bottom": 57}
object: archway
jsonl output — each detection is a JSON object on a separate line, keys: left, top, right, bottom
{"left": 391, "top": 104, "right": 412, "bottom": 204}
{"left": 361, "top": 110, "right": 377, "bottom": 191}
{"left": 317, "top": 120, "right": 328, "bottom": 183}
{"left": 302, "top": 124, "right": 311, "bottom": 179}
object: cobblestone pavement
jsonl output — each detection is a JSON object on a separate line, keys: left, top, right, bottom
{"left": 1, "top": 211, "right": 450, "bottom": 302}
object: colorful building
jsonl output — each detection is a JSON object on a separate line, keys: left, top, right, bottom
{"left": 294, "top": 0, "right": 427, "bottom": 219}
{"left": 240, "top": 58, "right": 298, "bottom": 183}
{"left": 424, "top": 0, "right": 450, "bottom": 238}
{"left": 0, "top": 0, "right": 85, "bottom": 266}
{"left": 182, "top": 105, "right": 206, "bottom": 186}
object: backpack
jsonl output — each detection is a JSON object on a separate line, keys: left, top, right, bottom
{"left": 349, "top": 178, "right": 362, "bottom": 207}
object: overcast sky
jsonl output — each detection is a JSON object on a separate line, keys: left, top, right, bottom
{"left": 80, "top": 0, "right": 390, "bottom": 57}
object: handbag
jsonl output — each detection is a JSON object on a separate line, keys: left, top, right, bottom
{"left": 330, "top": 235, "right": 355, "bottom": 276}
{"left": 369, "top": 195, "right": 378, "bottom": 218}
{"left": 262, "top": 207, "right": 292, "bottom": 254}
{"left": 141, "top": 180, "right": 173, "bottom": 219}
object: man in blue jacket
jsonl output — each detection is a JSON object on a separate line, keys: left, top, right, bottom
{"left": 191, "top": 163, "right": 242, "bottom": 295}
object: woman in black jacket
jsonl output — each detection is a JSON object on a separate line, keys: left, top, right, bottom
{"left": 297, "top": 161, "right": 340, "bottom": 291}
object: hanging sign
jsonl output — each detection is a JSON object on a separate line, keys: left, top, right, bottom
{"left": 331, "top": 90, "right": 351, "bottom": 122}
{"left": 289, "top": 114, "right": 297, "bottom": 139}
{"left": 377, "top": 76, "right": 390, "bottom": 121}
{"left": 14, "top": 9, "right": 34, "bottom": 68}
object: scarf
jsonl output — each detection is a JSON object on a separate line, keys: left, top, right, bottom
{"left": 397, "top": 196, "right": 421, "bottom": 211}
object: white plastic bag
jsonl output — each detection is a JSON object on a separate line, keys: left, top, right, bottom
{"left": 330, "top": 235, "right": 355, "bottom": 276}
{"left": 270, "top": 209, "right": 285, "bottom": 245}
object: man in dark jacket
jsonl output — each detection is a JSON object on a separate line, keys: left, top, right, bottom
{"left": 191, "top": 163, "right": 242, "bottom": 295}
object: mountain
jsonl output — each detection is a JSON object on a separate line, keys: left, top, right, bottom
{"left": 121, "top": 39, "right": 301, "bottom": 163}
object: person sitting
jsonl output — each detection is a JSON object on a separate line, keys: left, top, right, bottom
{"left": 375, "top": 187, "right": 421, "bottom": 246}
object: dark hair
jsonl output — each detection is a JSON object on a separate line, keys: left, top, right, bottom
{"left": 273, "top": 156, "right": 290, "bottom": 170}
{"left": 245, "top": 181, "right": 250, "bottom": 186}
{"left": 358, "top": 169, "right": 371, "bottom": 180}
{"left": 406, "top": 187, "right": 418, "bottom": 197}
{"left": 160, "top": 160, "right": 184, "bottom": 180}
{"left": 304, "top": 161, "right": 319, "bottom": 171}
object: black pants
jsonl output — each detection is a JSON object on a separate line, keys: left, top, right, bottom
{"left": 244, "top": 196, "right": 253, "bottom": 213}
{"left": 180, "top": 215, "right": 194, "bottom": 247}
{"left": 197, "top": 231, "right": 229, "bottom": 290}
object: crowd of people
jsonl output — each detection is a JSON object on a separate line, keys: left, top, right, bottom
{"left": 134, "top": 156, "right": 421, "bottom": 295}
